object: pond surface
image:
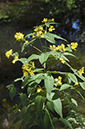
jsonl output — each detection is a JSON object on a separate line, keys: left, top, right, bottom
{"left": 0, "top": 15, "right": 85, "bottom": 128}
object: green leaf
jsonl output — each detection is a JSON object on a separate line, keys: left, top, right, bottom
{"left": 71, "top": 98, "right": 78, "bottom": 106}
{"left": 53, "top": 33, "right": 68, "bottom": 42}
{"left": 10, "top": 87, "right": 16, "bottom": 100}
{"left": 59, "top": 84, "right": 71, "bottom": 91}
{"left": 19, "top": 58, "right": 28, "bottom": 65}
{"left": 44, "top": 33, "right": 55, "bottom": 43}
{"left": 53, "top": 98, "right": 62, "bottom": 117}
{"left": 44, "top": 110, "right": 51, "bottom": 129}
{"left": 45, "top": 108, "right": 55, "bottom": 129}
{"left": 12, "top": 52, "right": 19, "bottom": 57}
{"left": 34, "top": 68, "right": 44, "bottom": 72}
{"left": 13, "top": 106, "right": 27, "bottom": 124}
{"left": 46, "top": 101, "right": 54, "bottom": 112}
{"left": 19, "top": 93, "right": 27, "bottom": 105}
{"left": 28, "top": 54, "right": 40, "bottom": 62}
{"left": 79, "top": 82, "right": 85, "bottom": 90}
{"left": 6, "top": 83, "right": 14, "bottom": 88}
{"left": 46, "top": 92, "right": 55, "bottom": 101}
{"left": 46, "top": 32, "right": 68, "bottom": 43}
{"left": 27, "top": 87, "right": 33, "bottom": 95}
{"left": 22, "top": 38, "right": 36, "bottom": 52}
{"left": 39, "top": 52, "right": 50, "bottom": 64}
{"left": 63, "top": 52, "right": 75, "bottom": 57}
{"left": 68, "top": 73, "right": 78, "bottom": 83}
{"left": 35, "top": 95, "right": 45, "bottom": 117}
{"left": 60, "top": 118, "right": 73, "bottom": 129}
{"left": 44, "top": 74, "right": 54, "bottom": 94}
{"left": 21, "top": 75, "right": 30, "bottom": 89}
{"left": 14, "top": 78, "right": 22, "bottom": 82}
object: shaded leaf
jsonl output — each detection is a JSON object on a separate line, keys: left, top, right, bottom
{"left": 10, "top": 87, "right": 16, "bottom": 100}
{"left": 19, "top": 93, "right": 27, "bottom": 105}
{"left": 60, "top": 118, "right": 73, "bottom": 129}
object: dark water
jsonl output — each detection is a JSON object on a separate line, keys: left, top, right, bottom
{"left": 0, "top": 16, "right": 85, "bottom": 128}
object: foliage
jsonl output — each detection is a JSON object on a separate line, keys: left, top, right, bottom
{"left": 6, "top": 18, "right": 85, "bottom": 129}
{"left": 0, "top": 0, "right": 84, "bottom": 23}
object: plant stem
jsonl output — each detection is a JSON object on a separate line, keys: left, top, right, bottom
{"left": 30, "top": 44, "right": 42, "bottom": 53}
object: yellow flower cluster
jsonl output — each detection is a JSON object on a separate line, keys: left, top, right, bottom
{"left": 75, "top": 81, "right": 78, "bottom": 85}
{"left": 42, "top": 18, "right": 48, "bottom": 23}
{"left": 54, "top": 76, "right": 62, "bottom": 85}
{"left": 36, "top": 87, "right": 42, "bottom": 93}
{"left": 60, "top": 58, "right": 65, "bottom": 64}
{"left": 49, "top": 25, "right": 55, "bottom": 32}
{"left": 14, "top": 32, "right": 24, "bottom": 41}
{"left": 78, "top": 67, "right": 84, "bottom": 75}
{"left": 5, "top": 49, "right": 12, "bottom": 58}
{"left": 12, "top": 56, "right": 18, "bottom": 64}
{"left": 71, "top": 42, "right": 78, "bottom": 50}
{"left": 42, "top": 18, "right": 54, "bottom": 23}
{"left": 24, "top": 40, "right": 28, "bottom": 44}
{"left": 50, "top": 44, "right": 66, "bottom": 52}
{"left": 32, "top": 26, "right": 45, "bottom": 38}
{"left": 22, "top": 61, "right": 35, "bottom": 77}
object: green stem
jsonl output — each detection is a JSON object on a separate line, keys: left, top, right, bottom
{"left": 39, "top": 38, "right": 43, "bottom": 51}
{"left": 30, "top": 44, "right": 42, "bottom": 53}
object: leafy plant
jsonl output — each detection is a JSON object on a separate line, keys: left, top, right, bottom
{"left": 6, "top": 18, "right": 85, "bottom": 129}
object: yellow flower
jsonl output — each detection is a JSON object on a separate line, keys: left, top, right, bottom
{"left": 41, "top": 34, "right": 44, "bottom": 38}
{"left": 60, "top": 58, "right": 65, "bottom": 63}
{"left": 75, "top": 81, "right": 78, "bottom": 85}
{"left": 39, "top": 26, "right": 43, "bottom": 30}
{"left": 22, "top": 64, "right": 29, "bottom": 70}
{"left": 24, "top": 40, "right": 28, "bottom": 44}
{"left": 14, "top": 32, "right": 24, "bottom": 41}
{"left": 37, "top": 87, "right": 42, "bottom": 93}
{"left": 34, "top": 26, "right": 38, "bottom": 32}
{"left": 52, "top": 18, "right": 54, "bottom": 22}
{"left": 12, "top": 56, "right": 18, "bottom": 64}
{"left": 42, "top": 18, "right": 48, "bottom": 23}
{"left": 71, "top": 42, "right": 78, "bottom": 50}
{"left": 23, "top": 70, "right": 28, "bottom": 77}
{"left": 58, "top": 76, "right": 62, "bottom": 80}
{"left": 29, "top": 70, "right": 34, "bottom": 76}
{"left": 5, "top": 49, "right": 12, "bottom": 58}
{"left": 49, "top": 25, "right": 55, "bottom": 32}
{"left": 30, "top": 61, "right": 35, "bottom": 68}
{"left": 54, "top": 76, "right": 62, "bottom": 85}
{"left": 36, "top": 31, "right": 42, "bottom": 36}
{"left": 32, "top": 34, "right": 35, "bottom": 38}
{"left": 78, "top": 67, "right": 84, "bottom": 75}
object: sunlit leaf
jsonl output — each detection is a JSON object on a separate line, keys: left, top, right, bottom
{"left": 44, "top": 74, "right": 54, "bottom": 94}
{"left": 71, "top": 98, "right": 78, "bottom": 106}
{"left": 68, "top": 73, "right": 78, "bottom": 83}
{"left": 53, "top": 98, "right": 62, "bottom": 117}
{"left": 59, "top": 84, "right": 71, "bottom": 91}
{"left": 28, "top": 54, "right": 40, "bottom": 62}
{"left": 39, "top": 52, "right": 50, "bottom": 64}
{"left": 79, "top": 82, "right": 85, "bottom": 90}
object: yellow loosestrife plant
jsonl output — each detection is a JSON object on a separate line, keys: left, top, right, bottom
{"left": 5, "top": 18, "right": 85, "bottom": 129}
